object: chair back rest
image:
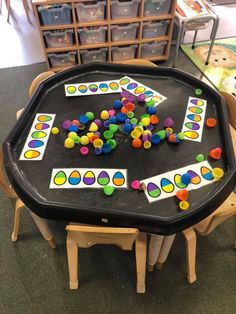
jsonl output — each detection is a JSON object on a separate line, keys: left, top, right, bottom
{"left": 0, "top": 148, "right": 16, "bottom": 199}
{"left": 194, "top": 192, "right": 236, "bottom": 235}
{"left": 66, "top": 224, "right": 139, "bottom": 250}
{"left": 220, "top": 92, "right": 236, "bottom": 130}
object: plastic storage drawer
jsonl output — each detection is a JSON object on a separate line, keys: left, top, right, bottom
{"left": 78, "top": 27, "right": 107, "bottom": 45}
{"left": 111, "top": 0, "right": 140, "bottom": 19}
{"left": 111, "top": 23, "right": 138, "bottom": 41}
{"left": 112, "top": 45, "right": 137, "bottom": 61}
{"left": 144, "top": 0, "right": 172, "bottom": 16}
{"left": 141, "top": 41, "right": 166, "bottom": 58}
{"left": 80, "top": 48, "right": 108, "bottom": 64}
{"left": 38, "top": 4, "right": 72, "bottom": 26}
{"left": 43, "top": 29, "right": 74, "bottom": 48}
{"left": 75, "top": 1, "right": 106, "bottom": 22}
{"left": 143, "top": 21, "right": 169, "bottom": 38}
{"left": 48, "top": 51, "right": 77, "bottom": 68}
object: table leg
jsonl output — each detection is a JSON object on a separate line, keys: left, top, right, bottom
{"left": 28, "top": 210, "right": 56, "bottom": 249}
{"left": 157, "top": 234, "right": 176, "bottom": 270}
{"left": 135, "top": 232, "right": 147, "bottom": 294}
{"left": 147, "top": 234, "right": 164, "bottom": 271}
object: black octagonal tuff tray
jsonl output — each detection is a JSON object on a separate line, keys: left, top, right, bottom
{"left": 3, "top": 63, "right": 236, "bottom": 235}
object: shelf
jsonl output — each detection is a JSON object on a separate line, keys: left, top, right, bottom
{"left": 41, "top": 24, "right": 77, "bottom": 31}
{"left": 40, "top": 16, "right": 173, "bottom": 31}
{"left": 46, "top": 45, "right": 78, "bottom": 53}
{"left": 33, "top": 0, "right": 176, "bottom": 71}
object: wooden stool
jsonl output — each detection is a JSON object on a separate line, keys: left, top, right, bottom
{"left": 66, "top": 224, "right": 147, "bottom": 293}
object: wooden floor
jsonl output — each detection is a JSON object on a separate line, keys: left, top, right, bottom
{"left": 0, "top": 0, "right": 235, "bottom": 69}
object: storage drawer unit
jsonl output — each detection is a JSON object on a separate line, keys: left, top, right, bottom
{"left": 143, "top": 20, "right": 169, "bottom": 38}
{"left": 144, "top": 0, "right": 172, "bottom": 16}
{"left": 80, "top": 48, "right": 108, "bottom": 64}
{"left": 112, "top": 45, "right": 137, "bottom": 61}
{"left": 43, "top": 29, "right": 74, "bottom": 48}
{"left": 38, "top": 4, "right": 72, "bottom": 25}
{"left": 75, "top": 1, "right": 106, "bottom": 22}
{"left": 34, "top": 0, "right": 176, "bottom": 71}
{"left": 111, "top": 0, "right": 140, "bottom": 19}
{"left": 48, "top": 51, "right": 77, "bottom": 68}
{"left": 111, "top": 23, "right": 138, "bottom": 41}
{"left": 78, "top": 27, "right": 107, "bottom": 45}
{"left": 141, "top": 41, "right": 166, "bottom": 58}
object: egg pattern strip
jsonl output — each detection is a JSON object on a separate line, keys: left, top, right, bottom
{"left": 49, "top": 168, "right": 127, "bottom": 189}
{"left": 19, "top": 113, "right": 56, "bottom": 161}
{"left": 119, "top": 76, "right": 167, "bottom": 107}
{"left": 64, "top": 80, "right": 122, "bottom": 97}
{"left": 142, "top": 161, "right": 215, "bottom": 203}
{"left": 181, "top": 97, "right": 207, "bottom": 142}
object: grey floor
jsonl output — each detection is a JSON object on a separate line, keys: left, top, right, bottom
{"left": 0, "top": 51, "right": 235, "bottom": 314}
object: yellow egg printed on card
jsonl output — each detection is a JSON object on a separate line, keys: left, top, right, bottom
{"left": 134, "top": 86, "right": 145, "bottom": 94}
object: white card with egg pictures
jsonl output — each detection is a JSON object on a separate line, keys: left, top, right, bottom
{"left": 65, "top": 80, "right": 122, "bottom": 96}
{"left": 119, "top": 76, "right": 167, "bottom": 106}
{"left": 50, "top": 168, "right": 127, "bottom": 189}
{"left": 142, "top": 161, "right": 215, "bottom": 203}
{"left": 181, "top": 97, "right": 207, "bottom": 142}
{"left": 19, "top": 113, "right": 56, "bottom": 161}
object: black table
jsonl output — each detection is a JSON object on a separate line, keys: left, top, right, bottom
{"left": 3, "top": 63, "right": 236, "bottom": 235}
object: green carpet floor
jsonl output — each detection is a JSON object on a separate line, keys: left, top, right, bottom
{"left": 181, "top": 37, "right": 236, "bottom": 95}
{"left": 0, "top": 52, "right": 235, "bottom": 314}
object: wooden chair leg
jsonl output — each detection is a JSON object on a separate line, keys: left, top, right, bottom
{"left": 28, "top": 210, "right": 56, "bottom": 249}
{"left": 156, "top": 234, "right": 176, "bottom": 270}
{"left": 135, "top": 232, "right": 147, "bottom": 294}
{"left": 11, "top": 199, "right": 24, "bottom": 242}
{"left": 67, "top": 231, "right": 79, "bottom": 289}
{"left": 147, "top": 234, "right": 164, "bottom": 272}
{"left": 234, "top": 215, "right": 236, "bottom": 250}
{"left": 182, "top": 228, "right": 197, "bottom": 284}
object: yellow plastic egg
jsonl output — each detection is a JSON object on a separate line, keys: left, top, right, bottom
{"left": 100, "top": 110, "right": 109, "bottom": 120}
{"left": 64, "top": 138, "right": 75, "bottom": 149}
{"left": 93, "top": 138, "right": 103, "bottom": 148}
{"left": 143, "top": 141, "right": 151, "bottom": 149}
{"left": 80, "top": 135, "right": 90, "bottom": 145}
{"left": 179, "top": 201, "right": 189, "bottom": 210}
{"left": 143, "top": 130, "right": 152, "bottom": 136}
{"left": 68, "top": 131, "right": 77, "bottom": 139}
{"left": 134, "top": 126, "right": 144, "bottom": 134}
{"left": 131, "top": 129, "right": 142, "bottom": 139}
{"left": 51, "top": 127, "right": 59, "bottom": 135}
{"left": 89, "top": 122, "right": 98, "bottom": 132}
{"left": 141, "top": 117, "right": 150, "bottom": 126}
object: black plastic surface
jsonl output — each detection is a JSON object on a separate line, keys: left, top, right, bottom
{"left": 3, "top": 63, "right": 236, "bottom": 235}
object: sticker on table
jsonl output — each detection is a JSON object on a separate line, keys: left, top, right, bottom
{"left": 49, "top": 168, "right": 127, "bottom": 189}
{"left": 19, "top": 113, "right": 55, "bottom": 161}
{"left": 181, "top": 97, "right": 207, "bottom": 142}
{"left": 64, "top": 80, "right": 122, "bottom": 97}
{"left": 119, "top": 76, "right": 167, "bottom": 106}
{"left": 141, "top": 161, "right": 215, "bottom": 203}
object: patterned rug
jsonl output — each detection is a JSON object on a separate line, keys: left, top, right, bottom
{"left": 181, "top": 37, "right": 236, "bottom": 97}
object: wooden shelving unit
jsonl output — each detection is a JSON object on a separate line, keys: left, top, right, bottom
{"left": 32, "top": 0, "right": 176, "bottom": 71}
